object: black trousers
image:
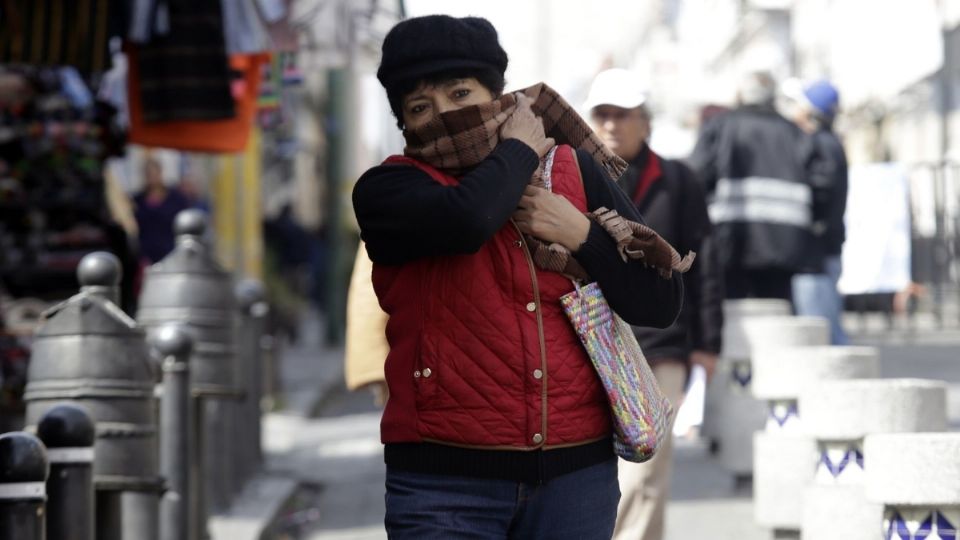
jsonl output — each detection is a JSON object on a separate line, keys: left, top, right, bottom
{"left": 724, "top": 268, "right": 794, "bottom": 304}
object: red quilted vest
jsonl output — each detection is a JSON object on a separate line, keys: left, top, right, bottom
{"left": 373, "top": 144, "right": 612, "bottom": 448}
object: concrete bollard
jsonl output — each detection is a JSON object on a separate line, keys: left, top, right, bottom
{"left": 741, "top": 316, "right": 830, "bottom": 352}
{"left": 702, "top": 299, "right": 791, "bottom": 448}
{"left": 37, "top": 404, "right": 96, "bottom": 540}
{"left": 717, "top": 316, "right": 829, "bottom": 477}
{"left": 751, "top": 345, "right": 879, "bottom": 532}
{"left": 801, "top": 379, "right": 947, "bottom": 443}
{"left": 800, "top": 379, "right": 947, "bottom": 539}
{"left": 0, "top": 431, "right": 48, "bottom": 540}
{"left": 153, "top": 326, "right": 194, "bottom": 540}
{"left": 752, "top": 346, "right": 881, "bottom": 433}
{"left": 865, "top": 433, "right": 960, "bottom": 538}
{"left": 753, "top": 433, "right": 817, "bottom": 533}
{"left": 722, "top": 299, "right": 795, "bottom": 359}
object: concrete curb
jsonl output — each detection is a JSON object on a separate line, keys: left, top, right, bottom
{"left": 209, "top": 474, "right": 300, "bottom": 540}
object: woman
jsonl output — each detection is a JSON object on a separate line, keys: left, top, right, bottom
{"left": 353, "top": 15, "right": 685, "bottom": 539}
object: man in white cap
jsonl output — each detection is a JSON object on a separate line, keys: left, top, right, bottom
{"left": 585, "top": 68, "right": 724, "bottom": 540}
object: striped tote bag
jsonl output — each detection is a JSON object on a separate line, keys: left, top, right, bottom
{"left": 560, "top": 281, "right": 673, "bottom": 463}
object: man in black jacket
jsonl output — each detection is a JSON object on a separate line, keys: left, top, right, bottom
{"left": 689, "top": 71, "right": 824, "bottom": 303}
{"left": 787, "top": 80, "right": 849, "bottom": 344}
{"left": 585, "top": 68, "right": 724, "bottom": 540}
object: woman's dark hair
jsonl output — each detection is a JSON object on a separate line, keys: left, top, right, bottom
{"left": 386, "top": 66, "right": 506, "bottom": 129}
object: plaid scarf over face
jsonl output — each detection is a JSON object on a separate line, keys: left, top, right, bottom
{"left": 402, "top": 82, "right": 694, "bottom": 280}
{"left": 403, "top": 83, "right": 628, "bottom": 181}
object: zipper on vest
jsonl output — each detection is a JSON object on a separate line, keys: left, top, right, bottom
{"left": 509, "top": 219, "right": 549, "bottom": 448}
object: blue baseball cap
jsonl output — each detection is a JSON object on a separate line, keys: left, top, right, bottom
{"left": 803, "top": 80, "right": 840, "bottom": 118}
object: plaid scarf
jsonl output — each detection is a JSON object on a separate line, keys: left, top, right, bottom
{"left": 402, "top": 82, "right": 694, "bottom": 280}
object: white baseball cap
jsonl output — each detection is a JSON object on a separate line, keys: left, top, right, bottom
{"left": 582, "top": 68, "right": 648, "bottom": 112}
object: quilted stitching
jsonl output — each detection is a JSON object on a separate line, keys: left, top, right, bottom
{"left": 377, "top": 145, "right": 611, "bottom": 447}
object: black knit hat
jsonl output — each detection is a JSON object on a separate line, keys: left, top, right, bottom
{"left": 376, "top": 15, "right": 508, "bottom": 90}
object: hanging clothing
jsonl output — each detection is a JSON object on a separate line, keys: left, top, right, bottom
{"left": 0, "top": 0, "right": 121, "bottom": 75}
{"left": 127, "top": 0, "right": 170, "bottom": 43}
{"left": 127, "top": 51, "right": 269, "bottom": 152}
{"left": 132, "top": 0, "right": 234, "bottom": 123}
{"left": 221, "top": 0, "right": 270, "bottom": 54}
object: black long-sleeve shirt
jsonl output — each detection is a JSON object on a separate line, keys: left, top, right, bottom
{"left": 353, "top": 139, "right": 682, "bottom": 484}
{"left": 617, "top": 147, "right": 723, "bottom": 365}
{"left": 353, "top": 139, "right": 683, "bottom": 329}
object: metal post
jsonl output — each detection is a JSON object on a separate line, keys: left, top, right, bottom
{"left": 0, "top": 432, "right": 48, "bottom": 540}
{"left": 236, "top": 280, "right": 267, "bottom": 483}
{"left": 204, "top": 399, "right": 230, "bottom": 514}
{"left": 37, "top": 404, "right": 95, "bottom": 540}
{"left": 324, "top": 5, "right": 361, "bottom": 345}
{"left": 95, "top": 491, "right": 121, "bottom": 540}
{"left": 192, "top": 397, "right": 209, "bottom": 540}
{"left": 154, "top": 326, "right": 194, "bottom": 540}
{"left": 250, "top": 301, "right": 268, "bottom": 470}
{"left": 121, "top": 491, "right": 158, "bottom": 540}
{"left": 261, "top": 332, "right": 277, "bottom": 412}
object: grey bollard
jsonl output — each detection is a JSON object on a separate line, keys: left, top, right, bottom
{"left": 235, "top": 280, "right": 267, "bottom": 485}
{"left": 153, "top": 326, "right": 194, "bottom": 540}
{"left": 24, "top": 252, "right": 161, "bottom": 540}
{"left": 0, "top": 431, "right": 48, "bottom": 540}
{"left": 137, "top": 210, "right": 240, "bottom": 516}
{"left": 138, "top": 209, "right": 240, "bottom": 397}
{"left": 37, "top": 404, "right": 96, "bottom": 540}
{"left": 121, "top": 493, "right": 159, "bottom": 540}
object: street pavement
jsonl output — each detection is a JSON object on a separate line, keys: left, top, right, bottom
{"left": 241, "top": 309, "right": 960, "bottom": 539}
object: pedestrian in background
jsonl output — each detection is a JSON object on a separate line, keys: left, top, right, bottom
{"left": 133, "top": 155, "right": 190, "bottom": 264}
{"left": 585, "top": 68, "right": 724, "bottom": 540}
{"left": 786, "top": 79, "right": 849, "bottom": 344}
{"left": 689, "top": 71, "right": 824, "bottom": 304}
{"left": 353, "top": 15, "right": 685, "bottom": 539}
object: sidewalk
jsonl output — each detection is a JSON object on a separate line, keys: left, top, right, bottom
{"left": 210, "top": 312, "right": 356, "bottom": 540}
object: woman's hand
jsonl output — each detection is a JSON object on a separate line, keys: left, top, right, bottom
{"left": 500, "top": 94, "right": 555, "bottom": 157}
{"left": 513, "top": 185, "right": 591, "bottom": 251}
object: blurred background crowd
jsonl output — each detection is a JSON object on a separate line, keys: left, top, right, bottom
{"left": 0, "top": 1, "right": 959, "bottom": 536}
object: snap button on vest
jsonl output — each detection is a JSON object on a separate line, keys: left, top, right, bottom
{"left": 533, "top": 433, "right": 543, "bottom": 444}
{"left": 526, "top": 302, "right": 536, "bottom": 312}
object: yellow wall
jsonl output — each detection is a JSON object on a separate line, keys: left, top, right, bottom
{"left": 212, "top": 128, "right": 263, "bottom": 280}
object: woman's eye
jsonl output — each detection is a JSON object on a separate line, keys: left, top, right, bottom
{"left": 453, "top": 89, "right": 471, "bottom": 99}
{"left": 410, "top": 104, "right": 427, "bottom": 114}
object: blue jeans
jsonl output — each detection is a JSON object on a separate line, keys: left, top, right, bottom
{"left": 792, "top": 255, "right": 849, "bottom": 345}
{"left": 385, "top": 459, "right": 620, "bottom": 539}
